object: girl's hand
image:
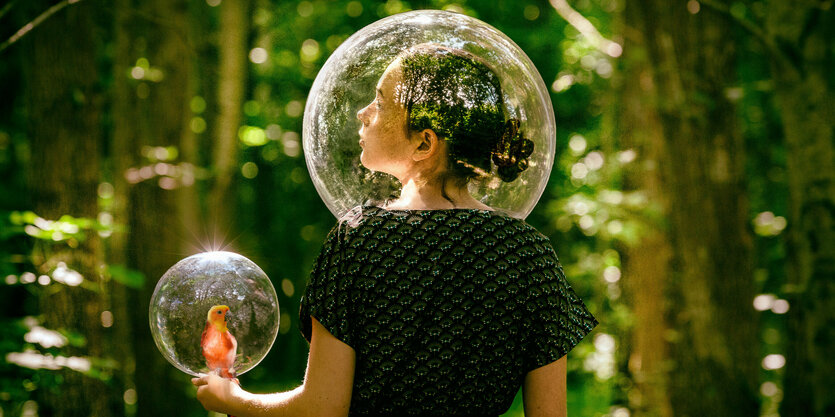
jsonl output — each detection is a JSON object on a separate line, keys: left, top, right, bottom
{"left": 191, "top": 372, "right": 244, "bottom": 415}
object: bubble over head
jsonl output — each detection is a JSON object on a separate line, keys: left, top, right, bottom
{"left": 303, "top": 10, "right": 555, "bottom": 219}
{"left": 149, "top": 251, "right": 279, "bottom": 376}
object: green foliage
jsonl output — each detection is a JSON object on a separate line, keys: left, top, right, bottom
{"left": 0, "top": 0, "right": 812, "bottom": 415}
{"left": 7, "top": 211, "right": 113, "bottom": 244}
{"left": 107, "top": 265, "right": 145, "bottom": 289}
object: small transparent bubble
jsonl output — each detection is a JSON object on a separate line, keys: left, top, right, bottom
{"left": 149, "top": 252, "right": 279, "bottom": 376}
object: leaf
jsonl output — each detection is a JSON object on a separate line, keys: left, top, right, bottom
{"left": 108, "top": 264, "right": 145, "bottom": 289}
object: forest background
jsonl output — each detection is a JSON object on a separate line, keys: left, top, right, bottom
{"left": 0, "top": 0, "right": 832, "bottom": 416}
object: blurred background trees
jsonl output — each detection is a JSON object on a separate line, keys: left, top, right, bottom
{"left": 0, "top": 0, "right": 831, "bottom": 416}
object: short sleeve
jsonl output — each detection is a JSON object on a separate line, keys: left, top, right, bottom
{"left": 523, "top": 241, "right": 598, "bottom": 372}
{"left": 299, "top": 221, "right": 355, "bottom": 347}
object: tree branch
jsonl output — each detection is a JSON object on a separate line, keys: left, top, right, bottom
{"left": 0, "top": 0, "right": 83, "bottom": 54}
{"left": 548, "top": 0, "right": 623, "bottom": 57}
{"left": 698, "top": 0, "right": 801, "bottom": 75}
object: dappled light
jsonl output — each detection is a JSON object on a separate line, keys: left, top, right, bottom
{"left": 0, "top": 0, "right": 830, "bottom": 415}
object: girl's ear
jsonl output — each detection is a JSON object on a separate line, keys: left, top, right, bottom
{"left": 412, "top": 129, "right": 441, "bottom": 162}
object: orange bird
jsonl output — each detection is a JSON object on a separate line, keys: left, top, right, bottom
{"left": 201, "top": 305, "right": 238, "bottom": 379}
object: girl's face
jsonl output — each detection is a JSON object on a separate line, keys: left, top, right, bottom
{"left": 356, "top": 61, "right": 418, "bottom": 178}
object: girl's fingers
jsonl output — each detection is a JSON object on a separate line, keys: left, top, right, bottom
{"left": 191, "top": 375, "right": 209, "bottom": 386}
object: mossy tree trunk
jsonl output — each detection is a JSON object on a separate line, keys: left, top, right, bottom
{"left": 631, "top": 1, "right": 760, "bottom": 415}
{"left": 208, "top": 0, "right": 252, "bottom": 228}
{"left": 22, "top": 0, "right": 112, "bottom": 415}
{"left": 115, "top": 0, "right": 197, "bottom": 415}
{"left": 616, "top": 3, "right": 673, "bottom": 415}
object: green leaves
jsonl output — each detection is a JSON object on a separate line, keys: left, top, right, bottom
{"left": 7, "top": 211, "right": 113, "bottom": 244}
{"left": 106, "top": 264, "right": 145, "bottom": 289}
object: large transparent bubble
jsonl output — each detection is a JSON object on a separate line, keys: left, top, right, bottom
{"left": 303, "top": 10, "right": 556, "bottom": 219}
{"left": 149, "top": 252, "right": 279, "bottom": 376}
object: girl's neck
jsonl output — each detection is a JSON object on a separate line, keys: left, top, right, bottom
{"left": 385, "top": 177, "right": 492, "bottom": 211}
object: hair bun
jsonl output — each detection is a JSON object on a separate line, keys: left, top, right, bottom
{"left": 491, "top": 119, "right": 534, "bottom": 182}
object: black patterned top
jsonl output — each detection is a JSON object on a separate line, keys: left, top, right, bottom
{"left": 299, "top": 206, "right": 598, "bottom": 416}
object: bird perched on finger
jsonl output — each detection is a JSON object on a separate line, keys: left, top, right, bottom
{"left": 201, "top": 305, "right": 238, "bottom": 379}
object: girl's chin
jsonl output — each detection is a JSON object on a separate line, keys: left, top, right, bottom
{"left": 359, "top": 152, "right": 372, "bottom": 170}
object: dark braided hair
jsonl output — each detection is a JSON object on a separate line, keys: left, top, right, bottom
{"left": 396, "top": 44, "right": 534, "bottom": 183}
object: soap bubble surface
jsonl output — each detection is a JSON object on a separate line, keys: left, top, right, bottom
{"left": 149, "top": 251, "right": 279, "bottom": 376}
{"left": 303, "top": 10, "right": 556, "bottom": 219}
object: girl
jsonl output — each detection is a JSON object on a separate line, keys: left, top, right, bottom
{"left": 193, "top": 44, "right": 598, "bottom": 417}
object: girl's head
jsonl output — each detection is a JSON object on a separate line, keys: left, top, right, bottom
{"left": 357, "top": 43, "right": 533, "bottom": 187}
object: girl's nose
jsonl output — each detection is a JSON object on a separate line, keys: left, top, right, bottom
{"left": 357, "top": 105, "right": 369, "bottom": 124}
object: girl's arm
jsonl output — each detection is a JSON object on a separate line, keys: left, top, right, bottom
{"left": 192, "top": 317, "right": 356, "bottom": 417}
{"left": 522, "top": 355, "right": 568, "bottom": 417}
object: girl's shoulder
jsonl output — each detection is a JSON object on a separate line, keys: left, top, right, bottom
{"left": 335, "top": 204, "right": 549, "bottom": 243}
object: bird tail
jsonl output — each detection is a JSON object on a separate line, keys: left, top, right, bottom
{"left": 220, "top": 367, "right": 236, "bottom": 379}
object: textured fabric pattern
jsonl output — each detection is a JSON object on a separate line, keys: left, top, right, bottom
{"left": 299, "top": 206, "right": 598, "bottom": 416}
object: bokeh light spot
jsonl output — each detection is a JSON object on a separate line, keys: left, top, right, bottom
{"left": 569, "top": 134, "right": 587, "bottom": 154}
{"left": 239, "top": 126, "right": 268, "bottom": 147}
{"left": 124, "top": 388, "right": 138, "bottom": 405}
{"left": 281, "top": 279, "right": 295, "bottom": 297}
{"left": 523, "top": 5, "right": 540, "bottom": 20}
{"left": 346, "top": 1, "right": 363, "bottom": 17}
{"left": 571, "top": 162, "right": 589, "bottom": 179}
{"left": 249, "top": 47, "right": 268, "bottom": 64}
{"left": 285, "top": 100, "right": 303, "bottom": 118}
{"left": 101, "top": 311, "right": 114, "bottom": 328}
{"left": 241, "top": 162, "right": 258, "bottom": 179}
{"left": 282, "top": 132, "right": 300, "bottom": 157}
{"left": 687, "top": 0, "right": 701, "bottom": 14}
{"left": 762, "top": 354, "right": 785, "bottom": 370}
{"left": 190, "top": 117, "right": 207, "bottom": 134}
{"left": 771, "top": 299, "right": 789, "bottom": 314}
{"left": 603, "top": 266, "right": 621, "bottom": 283}
{"left": 98, "top": 182, "right": 114, "bottom": 199}
{"left": 300, "top": 39, "right": 320, "bottom": 62}
{"left": 265, "top": 124, "right": 282, "bottom": 140}
{"left": 760, "top": 382, "right": 778, "bottom": 397}
{"left": 552, "top": 74, "right": 575, "bottom": 93}
{"left": 753, "top": 294, "right": 775, "bottom": 311}
{"left": 190, "top": 96, "right": 207, "bottom": 113}
{"left": 244, "top": 100, "right": 261, "bottom": 116}
{"left": 618, "top": 149, "right": 637, "bottom": 163}
{"left": 297, "top": 1, "right": 314, "bottom": 17}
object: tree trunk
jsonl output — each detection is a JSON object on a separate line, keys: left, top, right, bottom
{"left": 23, "top": 0, "right": 111, "bottom": 415}
{"left": 109, "top": 0, "right": 141, "bottom": 414}
{"left": 208, "top": 0, "right": 251, "bottom": 228}
{"left": 765, "top": 3, "right": 835, "bottom": 416}
{"left": 117, "top": 0, "right": 197, "bottom": 415}
{"left": 632, "top": 2, "right": 759, "bottom": 415}
{"left": 616, "top": 4, "right": 673, "bottom": 415}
